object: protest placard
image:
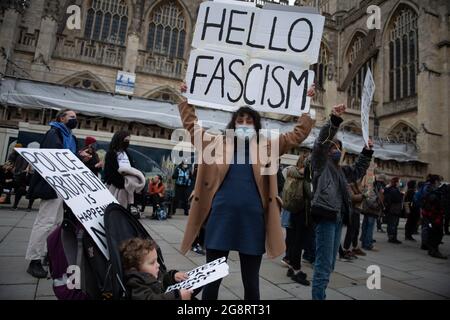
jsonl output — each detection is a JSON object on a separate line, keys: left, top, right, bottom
{"left": 361, "top": 67, "right": 375, "bottom": 147}
{"left": 166, "top": 257, "right": 229, "bottom": 293}
{"left": 185, "top": 0, "right": 325, "bottom": 116}
{"left": 15, "top": 148, "right": 117, "bottom": 259}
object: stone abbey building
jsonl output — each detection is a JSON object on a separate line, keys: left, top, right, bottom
{"left": 0, "top": 0, "right": 448, "bottom": 181}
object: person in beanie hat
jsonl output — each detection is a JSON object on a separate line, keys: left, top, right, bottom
{"left": 79, "top": 136, "right": 102, "bottom": 176}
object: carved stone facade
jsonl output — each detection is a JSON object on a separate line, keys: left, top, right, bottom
{"left": 0, "top": 0, "right": 448, "bottom": 179}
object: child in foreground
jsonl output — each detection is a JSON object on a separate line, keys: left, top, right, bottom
{"left": 120, "top": 238, "right": 193, "bottom": 300}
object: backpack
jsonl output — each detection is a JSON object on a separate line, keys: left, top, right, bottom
{"left": 47, "top": 213, "right": 96, "bottom": 300}
{"left": 362, "top": 189, "right": 383, "bottom": 217}
{"left": 156, "top": 206, "right": 167, "bottom": 220}
{"left": 282, "top": 167, "right": 305, "bottom": 214}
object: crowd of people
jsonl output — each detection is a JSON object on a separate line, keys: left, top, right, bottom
{"left": 0, "top": 85, "right": 449, "bottom": 301}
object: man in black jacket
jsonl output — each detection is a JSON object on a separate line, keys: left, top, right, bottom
{"left": 311, "top": 104, "right": 373, "bottom": 300}
{"left": 25, "top": 109, "right": 79, "bottom": 278}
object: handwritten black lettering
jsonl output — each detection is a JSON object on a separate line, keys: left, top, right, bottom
{"left": 226, "top": 10, "right": 247, "bottom": 45}
{"left": 190, "top": 55, "right": 214, "bottom": 94}
{"left": 201, "top": 6, "right": 226, "bottom": 42}
{"left": 268, "top": 66, "right": 286, "bottom": 108}
{"left": 205, "top": 57, "right": 225, "bottom": 98}
{"left": 243, "top": 63, "right": 263, "bottom": 105}
{"left": 285, "top": 70, "right": 309, "bottom": 110}
{"left": 288, "top": 18, "right": 313, "bottom": 53}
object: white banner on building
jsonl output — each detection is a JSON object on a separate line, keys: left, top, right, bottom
{"left": 361, "top": 67, "right": 375, "bottom": 148}
{"left": 166, "top": 257, "right": 229, "bottom": 293}
{"left": 185, "top": 0, "right": 325, "bottom": 116}
{"left": 115, "top": 71, "right": 136, "bottom": 95}
{"left": 15, "top": 148, "right": 118, "bottom": 259}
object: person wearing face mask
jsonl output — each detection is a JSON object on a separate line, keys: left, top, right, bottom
{"left": 177, "top": 83, "right": 315, "bottom": 300}
{"left": 310, "top": 104, "right": 374, "bottom": 300}
{"left": 26, "top": 109, "right": 79, "bottom": 278}
{"left": 105, "top": 131, "right": 145, "bottom": 209}
{"left": 170, "top": 160, "right": 192, "bottom": 217}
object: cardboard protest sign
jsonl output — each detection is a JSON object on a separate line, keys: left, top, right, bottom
{"left": 15, "top": 148, "right": 117, "bottom": 259}
{"left": 360, "top": 67, "right": 375, "bottom": 148}
{"left": 185, "top": 0, "right": 325, "bottom": 116}
{"left": 166, "top": 257, "right": 229, "bottom": 293}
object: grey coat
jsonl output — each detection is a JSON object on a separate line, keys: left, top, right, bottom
{"left": 311, "top": 114, "right": 373, "bottom": 221}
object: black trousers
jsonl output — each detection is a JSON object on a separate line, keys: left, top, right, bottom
{"left": 344, "top": 211, "right": 361, "bottom": 250}
{"left": 172, "top": 185, "right": 189, "bottom": 215}
{"left": 202, "top": 249, "right": 262, "bottom": 300}
{"left": 405, "top": 207, "right": 420, "bottom": 238}
{"left": 427, "top": 220, "right": 444, "bottom": 251}
{"left": 287, "top": 213, "right": 310, "bottom": 271}
{"left": 192, "top": 225, "right": 205, "bottom": 248}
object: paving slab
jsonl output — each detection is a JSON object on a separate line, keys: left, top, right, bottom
{"left": 1, "top": 207, "right": 449, "bottom": 300}
{"left": 0, "top": 257, "right": 39, "bottom": 285}
{"left": 403, "top": 278, "right": 450, "bottom": 298}
{"left": 0, "top": 284, "right": 36, "bottom": 300}
{"left": 337, "top": 285, "right": 401, "bottom": 300}
{"left": 378, "top": 277, "right": 445, "bottom": 300}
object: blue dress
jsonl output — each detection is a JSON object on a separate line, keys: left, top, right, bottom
{"left": 205, "top": 143, "right": 265, "bottom": 256}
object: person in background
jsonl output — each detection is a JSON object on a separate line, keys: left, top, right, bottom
{"left": 383, "top": 177, "right": 404, "bottom": 244}
{"left": 283, "top": 153, "right": 311, "bottom": 286}
{"left": 415, "top": 175, "right": 446, "bottom": 257}
{"left": 343, "top": 178, "right": 366, "bottom": 257}
{"left": 171, "top": 160, "right": 191, "bottom": 217}
{"left": 26, "top": 109, "right": 78, "bottom": 278}
{"left": 8, "top": 145, "right": 33, "bottom": 210}
{"left": 404, "top": 180, "right": 418, "bottom": 241}
{"left": 301, "top": 156, "right": 316, "bottom": 265}
{"left": 148, "top": 175, "right": 165, "bottom": 219}
{"left": 360, "top": 174, "right": 386, "bottom": 251}
{"left": 106, "top": 132, "right": 145, "bottom": 211}
{"left": 189, "top": 164, "right": 205, "bottom": 255}
{"left": 0, "top": 161, "right": 14, "bottom": 204}
{"left": 443, "top": 182, "right": 450, "bottom": 236}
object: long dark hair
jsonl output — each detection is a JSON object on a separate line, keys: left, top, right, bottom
{"left": 109, "top": 130, "right": 130, "bottom": 152}
{"left": 156, "top": 174, "right": 163, "bottom": 187}
{"left": 226, "top": 106, "right": 262, "bottom": 132}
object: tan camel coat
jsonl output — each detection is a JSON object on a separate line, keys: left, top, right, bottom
{"left": 178, "top": 101, "right": 314, "bottom": 258}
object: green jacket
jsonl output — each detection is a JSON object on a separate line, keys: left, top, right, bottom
{"left": 124, "top": 270, "right": 181, "bottom": 300}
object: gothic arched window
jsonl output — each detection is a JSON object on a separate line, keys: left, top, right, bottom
{"left": 347, "top": 57, "right": 375, "bottom": 110}
{"left": 84, "top": 0, "right": 129, "bottom": 45}
{"left": 146, "top": 1, "right": 186, "bottom": 59}
{"left": 347, "top": 33, "right": 365, "bottom": 67}
{"left": 388, "top": 122, "right": 417, "bottom": 144}
{"left": 388, "top": 6, "right": 418, "bottom": 102}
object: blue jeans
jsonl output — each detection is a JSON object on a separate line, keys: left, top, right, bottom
{"left": 312, "top": 218, "right": 343, "bottom": 300}
{"left": 361, "top": 215, "right": 375, "bottom": 249}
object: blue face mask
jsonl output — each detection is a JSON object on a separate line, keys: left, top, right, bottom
{"left": 330, "top": 150, "right": 341, "bottom": 162}
{"left": 235, "top": 125, "right": 256, "bottom": 140}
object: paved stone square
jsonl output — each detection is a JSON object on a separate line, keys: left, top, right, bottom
{"left": 0, "top": 204, "right": 449, "bottom": 300}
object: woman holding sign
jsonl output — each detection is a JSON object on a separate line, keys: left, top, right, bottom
{"left": 178, "top": 83, "right": 315, "bottom": 300}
